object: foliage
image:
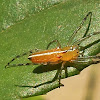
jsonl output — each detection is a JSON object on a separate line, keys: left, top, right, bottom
{"left": 0, "top": 0, "right": 100, "bottom": 100}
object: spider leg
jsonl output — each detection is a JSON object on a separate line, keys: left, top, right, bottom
{"left": 67, "top": 12, "right": 92, "bottom": 45}
{"left": 72, "top": 60, "right": 100, "bottom": 64}
{"left": 77, "top": 55, "right": 100, "bottom": 59}
{"left": 64, "top": 66, "right": 68, "bottom": 78}
{"left": 73, "top": 32, "right": 100, "bottom": 45}
{"left": 5, "top": 49, "right": 39, "bottom": 68}
{"left": 58, "top": 62, "right": 66, "bottom": 88}
{"left": 6, "top": 63, "right": 35, "bottom": 68}
{"left": 72, "top": 55, "right": 100, "bottom": 64}
{"left": 46, "top": 39, "right": 61, "bottom": 49}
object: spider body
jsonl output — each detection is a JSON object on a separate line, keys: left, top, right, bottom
{"left": 28, "top": 46, "right": 79, "bottom": 65}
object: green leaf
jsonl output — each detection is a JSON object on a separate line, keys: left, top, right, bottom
{"left": 0, "top": 0, "right": 100, "bottom": 100}
{"left": 0, "top": 0, "right": 63, "bottom": 32}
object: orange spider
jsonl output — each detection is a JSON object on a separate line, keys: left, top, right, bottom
{"left": 5, "top": 12, "right": 100, "bottom": 87}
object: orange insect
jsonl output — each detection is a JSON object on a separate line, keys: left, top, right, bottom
{"left": 5, "top": 12, "right": 100, "bottom": 87}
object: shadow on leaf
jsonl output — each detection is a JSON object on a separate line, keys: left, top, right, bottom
{"left": 33, "top": 63, "right": 62, "bottom": 74}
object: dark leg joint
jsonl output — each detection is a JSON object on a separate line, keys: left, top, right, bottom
{"left": 11, "top": 59, "right": 15, "bottom": 61}
{"left": 58, "top": 83, "right": 64, "bottom": 88}
{"left": 29, "top": 51, "right": 33, "bottom": 53}
{"left": 18, "top": 64, "right": 24, "bottom": 66}
{"left": 26, "top": 63, "right": 31, "bottom": 65}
